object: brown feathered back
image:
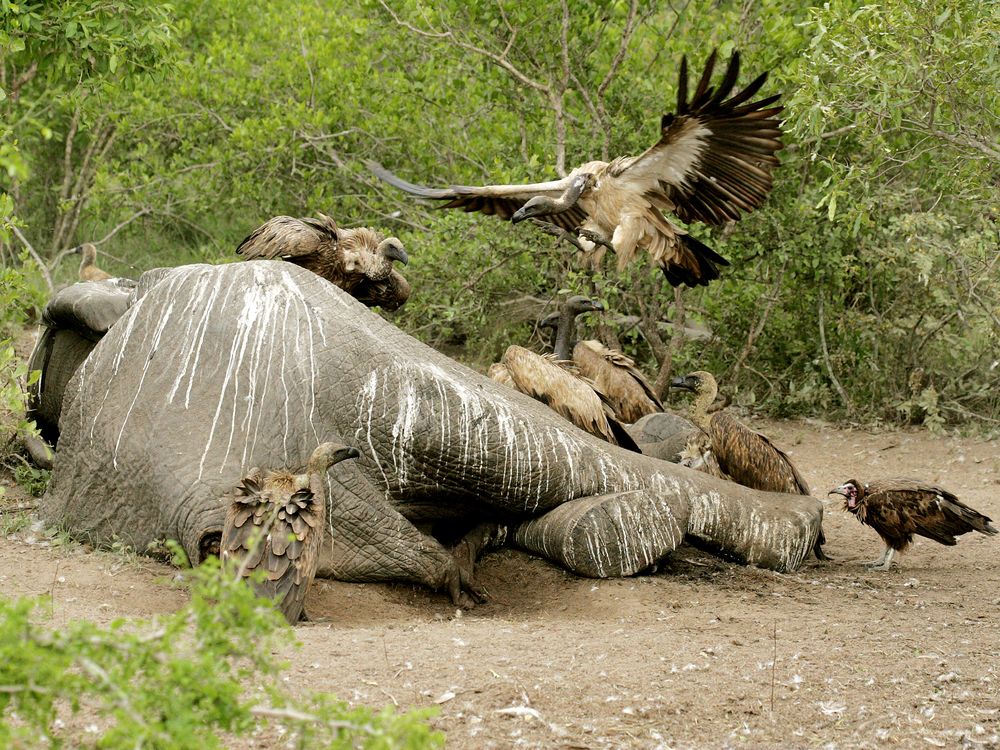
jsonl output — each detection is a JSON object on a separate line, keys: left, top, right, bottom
{"left": 221, "top": 442, "right": 360, "bottom": 623}
{"left": 709, "top": 411, "right": 809, "bottom": 495}
{"left": 498, "top": 345, "right": 638, "bottom": 451}
{"left": 572, "top": 339, "right": 663, "bottom": 423}
{"left": 841, "top": 478, "right": 997, "bottom": 552}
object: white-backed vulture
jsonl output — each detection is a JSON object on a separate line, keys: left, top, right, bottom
{"left": 489, "top": 344, "right": 639, "bottom": 452}
{"left": 221, "top": 442, "right": 361, "bottom": 623}
{"left": 236, "top": 214, "right": 411, "bottom": 310}
{"left": 829, "top": 479, "right": 997, "bottom": 571}
{"left": 671, "top": 370, "right": 828, "bottom": 560}
{"left": 541, "top": 298, "right": 664, "bottom": 424}
{"left": 76, "top": 243, "right": 112, "bottom": 282}
{"left": 368, "top": 49, "right": 783, "bottom": 287}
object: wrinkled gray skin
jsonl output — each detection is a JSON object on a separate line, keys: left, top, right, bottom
{"left": 43, "top": 263, "right": 823, "bottom": 603}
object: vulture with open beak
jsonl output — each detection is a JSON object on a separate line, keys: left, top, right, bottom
{"left": 237, "top": 214, "right": 411, "bottom": 310}
{"left": 540, "top": 297, "right": 663, "bottom": 424}
{"left": 368, "top": 49, "right": 783, "bottom": 287}
{"left": 489, "top": 341, "right": 640, "bottom": 452}
{"left": 75, "top": 243, "right": 112, "bottom": 282}
{"left": 221, "top": 442, "right": 361, "bottom": 624}
{"left": 671, "top": 370, "right": 828, "bottom": 560}
{"left": 829, "top": 479, "right": 997, "bottom": 570}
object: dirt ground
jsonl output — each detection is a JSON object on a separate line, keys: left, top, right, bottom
{"left": 1, "top": 420, "right": 998, "bottom": 749}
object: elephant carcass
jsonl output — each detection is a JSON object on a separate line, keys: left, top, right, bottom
{"left": 27, "top": 277, "right": 137, "bottom": 444}
{"left": 42, "top": 263, "right": 823, "bottom": 600}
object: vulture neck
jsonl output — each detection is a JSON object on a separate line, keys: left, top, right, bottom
{"left": 689, "top": 384, "right": 718, "bottom": 433}
{"left": 553, "top": 310, "right": 580, "bottom": 361}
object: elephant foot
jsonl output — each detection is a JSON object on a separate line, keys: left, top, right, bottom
{"left": 513, "top": 490, "right": 684, "bottom": 578}
{"left": 447, "top": 523, "right": 508, "bottom": 608}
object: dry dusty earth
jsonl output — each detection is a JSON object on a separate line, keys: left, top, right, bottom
{"left": 1, "top": 421, "right": 998, "bottom": 749}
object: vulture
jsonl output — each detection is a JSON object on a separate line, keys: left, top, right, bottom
{"left": 671, "top": 370, "right": 828, "bottom": 560}
{"left": 236, "top": 214, "right": 411, "bottom": 310}
{"left": 540, "top": 297, "right": 664, "bottom": 424}
{"left": 829, "top": 478, "right": 997, "bottom": 570}
{"left": 76, "top": 243, "right": 112, "bottom": 282}
{"left": 221, "top": 441, "right": 361, "bottom": 623}
{"left": 367, "top": 49, "right": 783, "bottom": 287}
{"left": 489, "top": 344, "right": 640, "bottom": 452}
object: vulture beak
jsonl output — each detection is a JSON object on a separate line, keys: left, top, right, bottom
{"left": 588, "top": 300, "right": 605, "bottom": 313}
{"left": 669, "top": 376, "right": 695, "bottom": 392}
{"left": 828, "top": 484, "right": 858, "bottom": 510}
{"left": 538, "top": 312, "right": 560, "bottom": 329}
{"left": 379, "top": 239, "right": 409, "bottom": 265}
{"left": 72, "top": 245, "right": 84, "bottom": 254}
{"left": 333, "top": 446, "right": 362, "bottom": 464}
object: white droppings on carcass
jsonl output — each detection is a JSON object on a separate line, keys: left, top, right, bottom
{"left": 355, "top": 370, "right": 391, "bottom": 488}
{"left": 389, "top": 376, "right": 419, "bottom": 487}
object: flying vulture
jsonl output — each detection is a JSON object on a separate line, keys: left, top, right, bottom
{"left": 76, "top": 243, "right": 112, "bottom": 282}
{"left": 221, "top": 442, "right": 361, "bottom": 623}
{"left": 368, "top": 49, "right": 783, "bottom": 287}
{"left": 671, "top": 370, "right": 828, "bottom": 560}
{"left": 236, "top": 214, "right": 411, "bottom": 310}
{"left": 489, "top": 343, "right": 640, "bottom": 452}
{"left": 829, "top": 478, "right": 997, "bottom": 570}
{"left": 540, "top": 297, "right": 664, "bottom": 424}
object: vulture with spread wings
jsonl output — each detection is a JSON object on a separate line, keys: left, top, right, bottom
{"left": 368, "top": 49, "right": 783, "bottom": 287}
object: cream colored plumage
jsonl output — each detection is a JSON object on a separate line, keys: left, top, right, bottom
{"left": 76, "top": 243, "right": 112, "bottom": 282}
{"left": 369, "top": 50, "right": 783, "bottom": 287}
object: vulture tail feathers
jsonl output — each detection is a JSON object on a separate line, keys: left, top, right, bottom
{"left": 607, "top": 418, "right": 643, "bottom": 454}
{"left": 660, "top": 234, "right": 730, "bottom": 288}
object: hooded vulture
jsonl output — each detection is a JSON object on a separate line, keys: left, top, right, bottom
{"left": 540, "top": 297, "right": 664, "bottom": 424}
{"left": 221, "top": 441, "right": 361, "bottom": 623}
{"left": 236, "top": 214, "right": 411, "bottom": 310}
{"left": 368, "top": 49, "right": 783, "bottom": 287}
{"left": 489, "top": 342, "right": 640, "bottom": 452}
{"left": 671, "top": 370, "right": 828, "bottom": 560}
{"left": 76, "top": 243, "right": 112, "bottom": 282}
{"left": 829, "top": 478, "right": 997, "bottom": 571}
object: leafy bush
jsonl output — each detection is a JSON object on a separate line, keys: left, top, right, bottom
{"left": 0, "top": 546, "right": 444, "bottom": 749}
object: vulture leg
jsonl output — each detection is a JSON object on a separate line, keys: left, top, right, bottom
{"left": 865, "top": 544, "right": 895, "bottom": 571}
{"left": 578, "top": 228, "right": 616, "bottom": 253}
{"left": 529, "top": 219, "right": 588, "bottom": 252}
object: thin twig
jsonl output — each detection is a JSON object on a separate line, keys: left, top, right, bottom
{"left": 10, "top": 226, "right": 53, "bottom": 292}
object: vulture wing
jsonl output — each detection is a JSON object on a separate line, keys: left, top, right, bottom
{"left": 366, "top": 160, "right": 590, "bottom": 231}
{"left": 611, "top": 50, "right": 783, "bottom": 226}
{"left": 236, "top": 215, "right": 336, "bottom": 261}
{"left": 709, "top": 412, "right": 809, "bottom": 495}
{"left": 572, "top": 340, "right": 663, "bottom": 423}
{"left": 501, "top": 346, "right": 638, "bottom": 450}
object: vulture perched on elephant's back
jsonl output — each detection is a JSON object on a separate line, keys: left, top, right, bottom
{"left": 76, "top": 243, "right": 112, "bottom": 282}
{"left": 221, "top": 442, "right": 361, "bottom": 624}
{"left": 829, "top": 478, "right": 997, "bottom": 570}
{"left": 671, "top": 370, "right": 828, "bottom": 560}
{"left": 237, "top": 214, "right": 411, "bottom": 310}
{"left": 540, "top": 297, "right": 663, "bottom": 424}
{"left": 368, "top": 49, "right": 783, "bottom": 288}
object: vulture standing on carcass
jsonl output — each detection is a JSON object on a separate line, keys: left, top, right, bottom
{"left": 828, "top": 479, "right": 997, "bottom": 571}
{"left": 368, "top": 49, "right": 783, "bottom": 287}
{"left": 490, "top": 344, "right": 640, "bottom": 451}
{"left": 76, "top": 243, "right": 112, "bottom": 282}
{"left": 236, "top": 214, "right": 412, "bottom": 310}
{"left": 671, "top": 370, "right": 829, "bottom": 560}
{"left": 540, "top": 297, "right": 664, "bottom": 424}
{"left": 221, "top": 441, "right": 361, "bottom": 624}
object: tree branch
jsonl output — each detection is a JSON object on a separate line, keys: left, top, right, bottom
{"left": 11, "top": 225, "right": 54, "bottom": 293}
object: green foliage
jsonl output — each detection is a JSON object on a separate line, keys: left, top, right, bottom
{"left": 12, "top": 463, "right": 48, "bottom": 496}
{"left": 2, "top": 0, "right": 997, "bottom": 426}
{"left": 0, "top": 546, "right": 443, "bottom": 749}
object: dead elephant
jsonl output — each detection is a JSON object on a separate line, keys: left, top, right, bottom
{"left": 42, "top": 262, "right": 823, "bottom": 603}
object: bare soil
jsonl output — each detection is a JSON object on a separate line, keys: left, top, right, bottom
{"left": 2, "top": 421, "right": 998, "bottom": 749}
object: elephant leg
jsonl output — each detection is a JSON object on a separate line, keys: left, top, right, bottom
{"left": 513, "top": 489, "right": 685, "bottom": 578}
{"left": 450, "top": 522, "right": 508, "bottom": 598}
{"left": 316, "top": 471, "right": 484, "bottom": 606}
